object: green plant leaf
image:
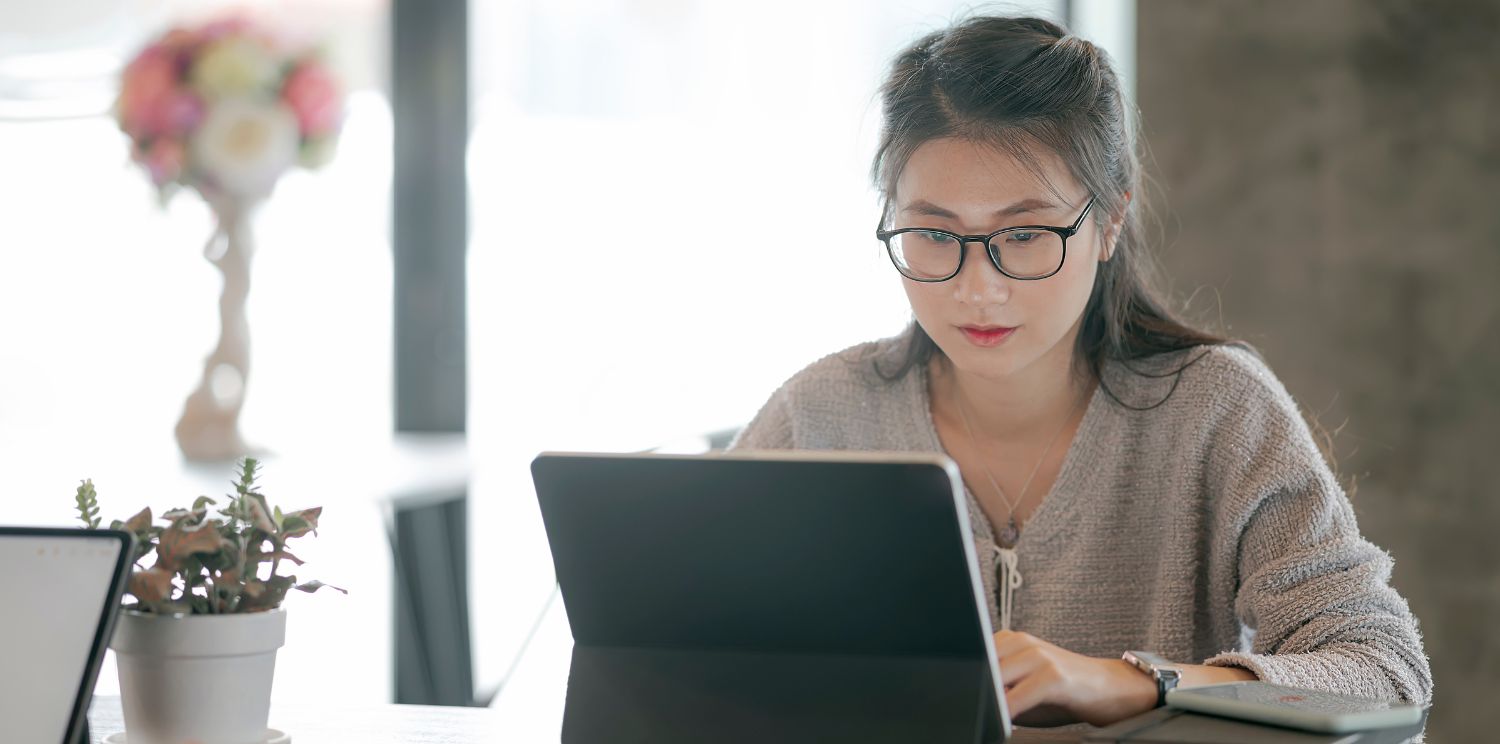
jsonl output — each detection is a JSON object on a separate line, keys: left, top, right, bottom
{"left": 192, "top": 495, "right": 217, "bottom": 511}
{"left": 201, "top": 540, "right": 239, "bottom": 573}
{"left": 258, "top": 549, "right": 305, "bottom": 566}
{"left": 73, "top": 480, "right": 101, "bottom": 529}
{"left": 278, "top": 507, "right": 322, "bottom": 539}
{"left": 295, "top": 579, "right": 348, "bottom": 595}
{"left": 278, "top": 516, "right": 308, "bottom": 538}
{"left": 131, "top": 535, "right": 157, "bottom": 565}
{"left": 235, "top": 457, "right": 262, "bottom": 496}
{"left": 181, "top": 555, "right": 209, "bottom": 587}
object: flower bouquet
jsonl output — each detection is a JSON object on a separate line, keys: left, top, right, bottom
{"left": 117, "top": 17, "right": 345, "bottom": 461}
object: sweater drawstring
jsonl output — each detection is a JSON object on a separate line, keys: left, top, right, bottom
{"left": 994, "top": 545, "right": 1023, "bottom": 632}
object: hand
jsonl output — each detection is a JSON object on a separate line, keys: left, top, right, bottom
{"left": 994, "top": 630, "right": 1158, "bottom": 728}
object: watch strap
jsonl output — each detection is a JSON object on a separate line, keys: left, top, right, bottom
{"left": 1123, "top": 650, "right": 1180, "bottom": 708}
{"left": 1154, "top": 665, "right": 1181, "bottom": 707}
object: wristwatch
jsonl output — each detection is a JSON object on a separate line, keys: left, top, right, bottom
{"left": 1122, "top": 650, "right": 1181, "bottom": 708}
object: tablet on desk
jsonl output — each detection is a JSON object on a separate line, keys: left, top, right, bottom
{"left": 531, "top": 450, "right": 1013, "bottom": 744}
{"left": 0, "top": 526, "right": 133, "bottom": 744}
{"left": 1166, "top": 682, "right": 1423, "bottom": 734}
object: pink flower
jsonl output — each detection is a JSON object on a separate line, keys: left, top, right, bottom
{"left": 143, "top": 138, "right": 187, "bottom": 186}
{"left": 158, "top": 91, "right": 206, "bottom": 137}
{"left": 118, "top": 46, "right": 179, "bottom": 138}
{"left": 282, "top": 61, "right": 342, "bottom": 137}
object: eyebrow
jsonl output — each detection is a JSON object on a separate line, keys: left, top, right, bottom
{"left": 899, "top": 198, "right": 1064, "bottom": 219}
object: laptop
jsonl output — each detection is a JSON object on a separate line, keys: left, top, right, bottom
{"left": 0, "top": 527, "right": 133, "bottom": 744}
{"left": 531, "top": 450, "right": 1011, "bottom": 743}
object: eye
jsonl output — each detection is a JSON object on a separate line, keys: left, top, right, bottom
{"left": 908, "top": 230, "right": 958, "bottom": 246}
{"left": 1005, "top": 231, "right": 1043, "bottom": 245}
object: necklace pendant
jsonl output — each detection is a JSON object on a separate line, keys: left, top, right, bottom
{"left": 998, "top": 516, "right": 1020, "bottom": 547}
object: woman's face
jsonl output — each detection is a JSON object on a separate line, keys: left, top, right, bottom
{"left": 892, "top": 137, "right": 1113, "bottom": 382}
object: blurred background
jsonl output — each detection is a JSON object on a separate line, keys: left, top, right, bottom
{"left": 0, "top": 0, "right": 1493, "bottom": 741}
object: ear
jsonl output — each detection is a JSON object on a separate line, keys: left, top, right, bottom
{"left": 1099, "top": 190, "right": 1132, "bottom": 262}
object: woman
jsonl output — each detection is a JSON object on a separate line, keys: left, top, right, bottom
{"left": 727, "top": 15, "right": 1432, "bottom": 729}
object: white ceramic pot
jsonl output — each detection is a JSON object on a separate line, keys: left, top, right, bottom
{"left": 110, "top": 608, "right": 286, "bottom": 744}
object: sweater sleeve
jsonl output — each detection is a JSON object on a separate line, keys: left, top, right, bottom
{"left": 1200, "top": 351, "right": 1434, "bottom": 707}
{"left": 725, "top": 382, "right": 795, "bottom": 451}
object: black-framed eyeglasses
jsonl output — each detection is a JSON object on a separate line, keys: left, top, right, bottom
{"left": 875, "top": 195, "right": 1096, "bottom": 282}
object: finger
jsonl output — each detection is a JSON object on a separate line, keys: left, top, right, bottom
{"left": 996, "top": 630, "right": 1056, "bottom": 660}
{"left": 1004, "top": 664, "right": 1059, "bottom": 721}
{"left": 992, "top": 630, "right": 1039, "bottom": 658}
{"left": 997, "top": 646, "right": 1046, "bottom": 690}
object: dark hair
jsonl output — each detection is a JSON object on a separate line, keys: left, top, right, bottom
{"left": 869, "top": 14, "right": 1238, "bottom": 410}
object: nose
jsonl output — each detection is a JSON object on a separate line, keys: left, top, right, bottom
{"left": 950, "top": 239, "right": 1012, "bottom": 307}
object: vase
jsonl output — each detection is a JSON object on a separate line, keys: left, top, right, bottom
{"left": 110, "top": 608, "right": 287, "bottom": 744}
{"left": 175, "top": 200, "right": 257, "bottom": 462}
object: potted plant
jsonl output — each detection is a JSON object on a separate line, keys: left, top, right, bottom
{"left": 73, "top": 457, "right": 344, "bottom": 744}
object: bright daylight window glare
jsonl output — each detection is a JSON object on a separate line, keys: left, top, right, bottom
{"left": 0, "top": 93, "right": 394, "bottom": 455}
{"left": 1, "top": 0, "right": 391, "bottom": 704}
{"left": 2, "top": 0, "right": 1131, "bottom": 706}
{"left": 465, "top": 0, "right": 1137, "bottom": 700}
{"left": 0, "top": 92, "right": 395, "bottom": 701}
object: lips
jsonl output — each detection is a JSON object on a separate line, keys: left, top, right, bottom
{"left": 958, "top": 325, "right": 1017, "bottom": 347}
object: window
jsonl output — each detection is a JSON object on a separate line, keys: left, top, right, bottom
{"left": 466, "top": 0, "right": 1134, "bottom": 699}
{"left": 0, "top": 0, "right": 393, "bottom": 703}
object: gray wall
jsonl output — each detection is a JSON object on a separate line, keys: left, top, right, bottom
{"left": 1136, "top": 1, "right": 1499, "bottom": 740}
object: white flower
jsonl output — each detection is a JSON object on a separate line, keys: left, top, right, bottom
{"left": 190, "top": 98, "right": 300, "bottom": 199}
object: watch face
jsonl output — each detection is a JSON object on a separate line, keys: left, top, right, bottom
{"left": 1126, "top": 651, "right": 1170, "bottom": 669}
{"left": 1136, "top": 651, "right": 1170, "bottom": 667}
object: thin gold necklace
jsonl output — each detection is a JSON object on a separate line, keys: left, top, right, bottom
{"left": 952, "top": 379, "right": 1085, "bottom": 547}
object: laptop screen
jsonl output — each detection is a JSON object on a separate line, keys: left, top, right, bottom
{"left": 0, "top": 529, "right": 131, "bottom": 744}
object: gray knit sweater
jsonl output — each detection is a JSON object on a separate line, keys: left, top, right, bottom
{"left": 726, "top": 328, "right": 1433, "bottom": 710}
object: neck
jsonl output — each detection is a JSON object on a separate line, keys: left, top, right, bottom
{"left": 935, "top": 328, "right": 1094, "bottom": 444}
